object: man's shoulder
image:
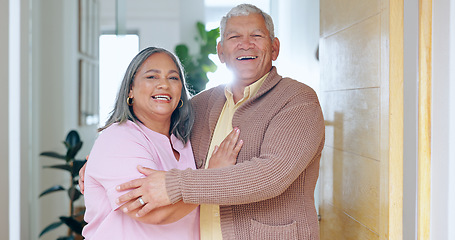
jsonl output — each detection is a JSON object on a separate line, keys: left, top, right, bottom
{"left": 265, "top": 68, "right": 317, "bottom": 98}
{"left": 273, "top": 76, "right": 318, "bottom": 101}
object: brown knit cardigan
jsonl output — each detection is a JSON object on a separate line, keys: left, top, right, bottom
{"left": 166, "top": 67, "right": 325, "bottom": 240}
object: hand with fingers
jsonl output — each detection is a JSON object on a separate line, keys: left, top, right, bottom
{"left": 116, "top": 166, "right": 170, "bottom": 218}
{"left": 208, "top": 127, "right": 243, "bottom": 169}
{"left": 115, "top": 128, "right": 244, "bottom": 217}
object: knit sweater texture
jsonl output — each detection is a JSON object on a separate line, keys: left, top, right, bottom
{"left": 165, "top": 67, "right": 325, "bottom": 240}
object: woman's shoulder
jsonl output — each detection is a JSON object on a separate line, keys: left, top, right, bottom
{"left": 98, "top": 120, "right": 145, "bottom": 141}
{"left": 90, "top": 120, "right": 158, "bottom": 158}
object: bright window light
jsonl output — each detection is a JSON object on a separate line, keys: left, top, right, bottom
{"left": 99, "top": 34, "right": 139, "bottom": 126}
{"left": 206, "top": 53, "right": 233, "bottom": 89}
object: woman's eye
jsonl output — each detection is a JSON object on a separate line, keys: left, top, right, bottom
{"left": 229, "top": 35, "right": 239, "bottom": 39}
{"left": 146, "top": 75, "right": 157, "bottom": 79}
{"left": 170, "top": 76, "right": 179, "bottom": 80}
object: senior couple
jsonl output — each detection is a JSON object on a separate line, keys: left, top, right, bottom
{"left": 80, "top": 3, "right": 325, "bottom": 240}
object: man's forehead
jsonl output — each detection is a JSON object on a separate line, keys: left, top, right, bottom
{"left": 224, "top": 15, "right": 267, "bottom": 33}
{"left": 226, "top": 13, "right": 263, "bottom": 23}
{"left": 224, "top": 28, "right": 266, "bottom": 35}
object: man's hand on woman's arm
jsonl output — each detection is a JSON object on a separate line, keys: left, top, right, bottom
{"left": 119, "top": 166, "right": 197, "bottom": 224}
{"left": 116, "top": 128, "right": 243, "bottom": 217}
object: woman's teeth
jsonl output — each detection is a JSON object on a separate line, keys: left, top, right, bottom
{"left": 152, "top": 95, "right": 171, "bottom": 101}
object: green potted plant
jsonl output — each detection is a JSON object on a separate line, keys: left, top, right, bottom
{"left": 38, "top": 130, "right": 87, "bottom": 240}
{"left": 175, "top": 21, "right": 220, "bottom": 95}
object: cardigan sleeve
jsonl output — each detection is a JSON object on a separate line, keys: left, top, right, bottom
{"left": 165, "top": 90, "right": 325, "bottom": 205}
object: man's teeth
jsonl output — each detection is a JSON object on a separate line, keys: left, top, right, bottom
{"left": 153, "top": 95, "right": 171, "bottom": 101}
{"left": 237, "top": 56, "right": 257, "bottom": 60}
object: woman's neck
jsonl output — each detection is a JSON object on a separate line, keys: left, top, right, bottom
{"left": 138, "top": 116, "right": 171, "bottom": 138}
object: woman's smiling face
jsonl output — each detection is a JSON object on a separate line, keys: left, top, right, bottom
{"left": 129, "top": 52, "right": 182, "bottom": 126}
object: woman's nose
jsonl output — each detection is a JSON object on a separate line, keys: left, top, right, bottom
{"left": 156, "top": 78, "right": 169, "bottom": 89}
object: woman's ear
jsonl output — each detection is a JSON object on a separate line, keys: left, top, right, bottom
{"left": 128, "top": 89, "right": 133, "bottom": 98}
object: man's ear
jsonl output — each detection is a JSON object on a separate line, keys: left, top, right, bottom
{"left": 217, "top": 42, "right": 225, "bottom": 63}
{"left": 271, "top": 37, "right": 280, "bottom": 61}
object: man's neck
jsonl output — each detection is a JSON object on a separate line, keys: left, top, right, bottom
{"left": 230, "top": 70, "right": 271, "bottom": 104}
{"left": 232, "top": 85, "right": 246, "bottom": 104}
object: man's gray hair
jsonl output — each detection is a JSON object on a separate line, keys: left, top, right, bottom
{"left": 219, "top": 4, "right": 275, "bottom": 44}
{"left": 99, "top": 47, "right": 194, "bottom": 144}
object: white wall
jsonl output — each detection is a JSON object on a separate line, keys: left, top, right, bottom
{"left": 449, "top": 3, "right": 455, "bottom": 238}
{"left": 33, "top": 1, "right": 85, "bottom": 239}
{"left": 431, "top": 0, "right": 455, "bottom": 239}
{"left": 99, "top": 0, "right": 204, "bottom": 54}
{"left": 1, "top": 0, "right": 10, "bottom": 238}
{"left": 270, "top": 0, "right": 320, "bottom": 94}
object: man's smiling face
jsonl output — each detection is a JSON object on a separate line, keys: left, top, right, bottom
{"left": 217, "top": 13, "right": 280, "bottom": 87}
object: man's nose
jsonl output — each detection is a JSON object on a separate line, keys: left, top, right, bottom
{"left": 238, "top": 37, "right": 254, "bottom": 49}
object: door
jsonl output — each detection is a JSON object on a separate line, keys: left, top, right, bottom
{"left": 318, "top": 0, "right": 403, "bottom": 239}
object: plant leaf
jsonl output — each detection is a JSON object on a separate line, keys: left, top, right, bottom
{"left": 66, "top": 141, "right": 83, "bottom": 160}
{"left": 65, "top": 130, "right": 81, "bottom": 148}
{"left": 39, "top": 220, "right": 63, "bottom": 237}
{"left": 68, "top": 185, "right": 82, "bottom": 202}
{"left": 207, "top": 27, "right": 220, "bottom": 41}
{"left": 39, "top": 185, "right": 66, "bottom": 198}
{"left": 57, "top": 236, "right": 75, "bottom": 240}
{"left": 40, "top": 151, "right": 66, "bottom": 160}
{"left": 175, "top": 44, "right": 191, "bottom": 68}
{"left": 202, "top": 63, "right": 217, "bottom": 74}
{"left": 72, "top": 159, "right": 87, "bottom": 177}
{"left": 44, "top": 164, "right": 72, "bottom": 173}
{"left": 197, "top": 21, "right": 207, "bottom": 42}
{"left": 60, "top": 216, "right": 84, "bottom": 235}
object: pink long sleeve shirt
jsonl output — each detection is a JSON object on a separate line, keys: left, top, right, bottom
{"left": 82, "top": 120, "right": 199, "bottom": 240}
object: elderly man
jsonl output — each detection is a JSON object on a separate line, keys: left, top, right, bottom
{"left": 99, "top": 4, "right": 324, "bottom": 240}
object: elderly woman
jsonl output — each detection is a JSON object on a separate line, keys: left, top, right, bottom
{"left": 82, "top": 47, "right": 241, "bottom": 239}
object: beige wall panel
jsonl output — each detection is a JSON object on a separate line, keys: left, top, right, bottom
{"left": 320, "top": 202, "right": 379, "bottom": 240}
{"left": 320, "top": 148, "right": 334, "bottom": 203}
{"left": 321, "top": 147, "right": 380, "bottom": 233}
{"left": 320, "top": 0, "right": 380, "bottom": 37}
{"left": 322, "top": 88, "right": 380, "bottom": 160}
{"left": 320, "top": 14, "right": 381, "bottom": 92}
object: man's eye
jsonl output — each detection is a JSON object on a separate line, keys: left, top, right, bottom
{"left": 146, "top": 75, "right": 157, "bottom": 79}
{"left": 229, "top": 36, "right": 239, "bottom": 39}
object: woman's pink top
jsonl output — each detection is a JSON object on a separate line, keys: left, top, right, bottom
{"left": 82, "top": 120, "right": 199, "bottom": 240}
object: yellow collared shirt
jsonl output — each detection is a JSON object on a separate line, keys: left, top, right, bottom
{"left": 200, "top": 73, "right": 269, "bottom": 240}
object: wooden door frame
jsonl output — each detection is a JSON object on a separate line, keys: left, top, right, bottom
{"left": 417, "top": 0, "right": 432, "bottom": 239}
{"left": 381, "top": 0, "right": 404, "bottom": 239}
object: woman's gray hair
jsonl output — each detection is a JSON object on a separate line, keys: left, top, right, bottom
{"left": 219, "top": 4, "right": 275, "bottom": 44}
{"left": 99, "top": 47, "right": 194, "bottom": 144}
